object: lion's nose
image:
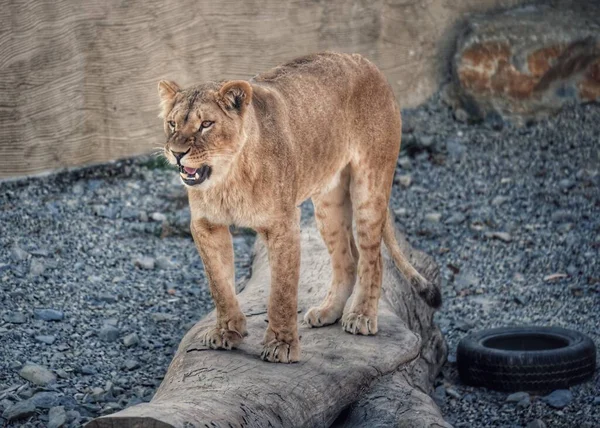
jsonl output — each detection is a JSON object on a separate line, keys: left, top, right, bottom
{"left": 171, "top": 148, "right": 190, "bottom": 164}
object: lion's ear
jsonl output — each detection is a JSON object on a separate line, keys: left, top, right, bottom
{"left": 158, "top": 80, "right": 180, "bottom": 118}
{"left": 218, "top": 80, "right": 253, "bottom": 114}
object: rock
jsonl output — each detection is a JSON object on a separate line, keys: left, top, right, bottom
{"left": 90, "top": 387, "right": 105, "bottom": 402}
{"left": 454, "top": 271, "right": 478, "bottom": 289}
{"left": 543, "top": 389, "right": 573, "bottom": 409}
{"left": 448, "top": 4, "right": 600, "bottom": 124}
{"left": 150, "top": 212, "right": 167, "bottom": 222}
{"left": 11, "top": 244, "right": 29, "bottom": 261}
{"left": 134, "top": 256, "right": 155, "bottom": 270}
{"left": 80, "top": 365, "right": 97, "bottom": 375}
{"left": 48, "top": 406, "right": 67, "bottom": 428}
{"left": 98, "top": 325, "right": 120, "bottom": 342}
{"left": 446, "top": 388, "right": 461, "bottom": 399}
{"left": 29, "top": 248, "right": 50, "bottom": 257}
{"left": 445, "top": 212, "right": 466, "bottom": 225}
{"left": 93, "top": 205, "right": 118, "bottom": 219}
{"left": 446, "top": 139, "right": 466, "bottom": 159}
{"left": 123, "top": 333, "right": 140, "bottom": 348}
{"left": 527, "top": 419, "right": 547, "bottom": 428}
{"left": 2, "top": 400, "right": 36, "bottom": 421}
{"left": 455, "top": 320, "right": 475, "bottom": 332}
{"left": 29, "top": 259, "right": 46, "bottom": 276}
{"left": 19, "top": 363, "right": 56, "bottom": 386}
{"left": 507, "top": 391, "right": 530, "bottom": 403}
{"left": 35, "top": 335, "right": 56, "bottom": 345}
{"left": 419, "top": 135, "right": 435, "bottom": 148}
{"left": 484, "top": 231, "right": 512, "bottom": 242}
{"left": 558, "top": 179, "right": 575, "bottom": 191}
{"left": 551, "top": 209, "right": 575, "bottom": 223}
{"left": 120, "top": 207, "right": 140, "bottom": 220}
{"left": 151, "top": 312, "right": 178, "bottom": 322}
{"left": 424, "top": 212, "right": 442, "bottom": 223}
{"left": 124, "top": 359, "right": 140, "bottom": 370}
{"left": 518, "top": 395, "right": 531, "bottom": 408}
{"left": 453, "top": 108, "right": 469, "bottom": 123}
{"left": 156, "top": 256, "right": 177, "bottom": 270}
{"left": 393, "top": 208, "right": 408, "bottom": 217}
{"left": 30, "top": 391, "right": 61, "bottom": 409}
{"left": 397, "top": 156, "right": 411, "bottom": 169}
{"left": 396, "top": 174, "right": 412, "bottom": 188}
{"left": 4, "top": 311, "right": 27, "bottom": 324}
{"left": 434, "top": 385, "right": 446, "bottom": 402}
{"left": 491, "top": 196, "right": 509, "bottom": 206}
{"left": 33, "top": 309, "right": 64, "bottom": 321}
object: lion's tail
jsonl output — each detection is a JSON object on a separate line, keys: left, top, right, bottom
{"left": 382, "top": 209, "right": 442, "bottom": 308}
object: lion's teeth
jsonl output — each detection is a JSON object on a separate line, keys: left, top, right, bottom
{"left": 194, "top": 173, "right": 199, "bottom": 180}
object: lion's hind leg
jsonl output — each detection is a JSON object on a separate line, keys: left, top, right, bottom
{"left": 304, "top": 166, "right": 358, "bottom": 328}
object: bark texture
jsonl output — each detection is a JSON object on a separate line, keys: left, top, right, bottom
{"left": 1, "top": 0, "right": 526, "bottom": 178}
{"left": 88, "top": 221, "right": 448, "bottom": 428}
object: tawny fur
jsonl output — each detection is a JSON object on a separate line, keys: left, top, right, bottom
{"left": 158, "top": 52, "right": 440, "bottom": 363}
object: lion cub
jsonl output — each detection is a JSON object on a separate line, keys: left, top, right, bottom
{"left": 158, "top": 52, "right": 440, "bottom": 363}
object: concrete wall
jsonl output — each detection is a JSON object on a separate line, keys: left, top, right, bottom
{"left": 0, "top": 0, "right": 525, "bottom": 178}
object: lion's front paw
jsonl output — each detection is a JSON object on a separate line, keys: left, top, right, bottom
{"left": 260, "top": 338, "right": 300, "bottom": 363}
{"left": 304, "top": 305, "right": 340, "bottom": 327}
{"left": 200, "top": 327, "right": 245, "bottom": 350}
{"left": 260, "top": 328, "right": 300, "bottom": 363}
{"left": 341, "top": 312, "right": 378, "bottom": 335}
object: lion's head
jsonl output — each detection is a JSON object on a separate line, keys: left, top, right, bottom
{"left": 157, "top": 80, "right": 253, "bottom": 187}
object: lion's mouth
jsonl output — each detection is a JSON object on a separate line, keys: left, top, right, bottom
{"left": 179, "top": 165, "right": 212, "bottom": 186}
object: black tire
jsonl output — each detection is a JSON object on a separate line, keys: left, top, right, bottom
{"left": 457, "top": 326, "right": 597, "bottom": 392}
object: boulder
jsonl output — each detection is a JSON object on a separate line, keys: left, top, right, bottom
{"left": 447, "top": 3, "right": 600, "bottom": 124}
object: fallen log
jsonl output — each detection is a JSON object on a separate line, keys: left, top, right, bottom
{"left": 88, "top": 220, "right": 448, "bottom": 428}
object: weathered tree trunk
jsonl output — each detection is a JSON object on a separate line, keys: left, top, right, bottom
{"left": 88, "top": 221, "right": 448, "bottom": 428}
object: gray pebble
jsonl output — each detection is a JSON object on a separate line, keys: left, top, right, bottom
{"left": 48, "top": 405, "right": 67, "bottom": 428}
{"left": 35, "top": 335, "right": 56, "bottom": 345}
{"left": 551, "top": 209, "right": 575, "bottom": 223}
{"left": 124, "top": 359, "right": 140, "bottom": 370}
{"left": 3, "top": 311, "right": 27, "bottom": 324}
{"left": 30, "top": 391, "right": 61, "bottom": 409}
{"left": 2, "top": 399, "right": 36, "bottom": 421}
{"left": 446, "top": 387, "right": 461, "bottom": 399}
{"left": 445, "top": 213, "right": 466, "bottom": 225}
{"left": 30, "top": 248, "right": 50, "bottom": 257}
{"left": 98, "top": 325, "right": 120, "bottom": 342}
{"left": 425, "top": 212, "right": 442, "bottom": 223}
{"left": 526, "top": 419, "right": 547, "bottom": 428}
{"left": 123, "top": 333, "right": 140, "bottom": 348}
{"left": 34, "top": 309, "right": 64, "bottom": 322}
{"left": 446, "top": 139, "right": 466, "bottom": 158}
{"left": 19, "top": 363, "right": 56, "bottom": 386}
{"left": 491, "top": 196, "right": 509, "bottom": 206}
{"left": 396, "top": 174, "right": 412, "bottom": 188}
{"left": 11, "top": 244, "right": 29, "bottom": 262}
{"left": 454, "top": 108, "right": 469, "bottom": 123}
{"left": 134, "top": 256, "right": 155, "bottom": 270}
{"left": 80, "top": 365, "right": 97, "bottom": 375}
{"left": 484, "top": 231, "right": 512, "bottom": 242}
{"left": 29, "top": 258, "right": 46, "bottom": 276}
{"left": 543, "top": 389, "right": 573, "bottom": 409}
{"left": 151, "top": 313, "right": 177, "bottom": 322}
{"left": 156, "top": 256, "right": 177, "bottom": 270}
{"left": 506, "top": 391, "right": 530, "bottom": 402}
{"left": 150, "top": 212, "right": 167, "bottom": 222}
{"left": 397, "top": 156, "right": 412, "bottom": 169}
{"left": 120, "top": 207, "right": 140, "bottom": 220}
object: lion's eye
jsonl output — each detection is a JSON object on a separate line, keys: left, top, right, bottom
{"left": 201, "top": 121, "right": 214, "bottom": 129}
{"left": 168, "top": 120, "right": 176, "bottom": 130}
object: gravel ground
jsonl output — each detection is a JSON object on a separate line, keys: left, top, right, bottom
{"left": 1, "top": 96, "right": 598, "bottom": 427}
